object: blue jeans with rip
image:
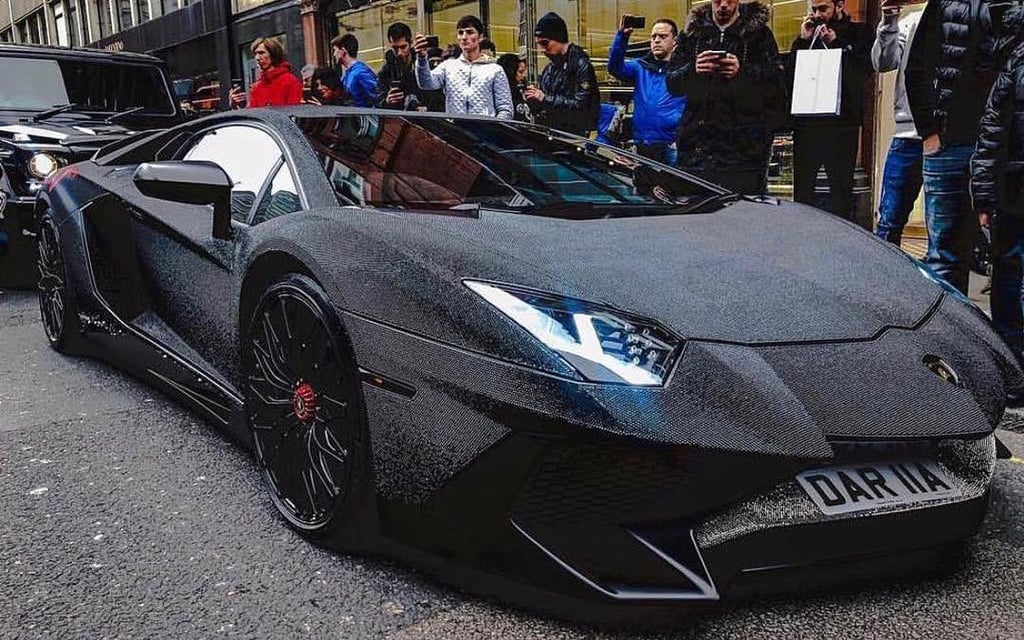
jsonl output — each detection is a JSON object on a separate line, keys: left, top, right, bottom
{"left": 875, "top": 138, "right": 923, "bottom": 245}
{"left": 922, "top": 143, "right": 977, "bottom": 294}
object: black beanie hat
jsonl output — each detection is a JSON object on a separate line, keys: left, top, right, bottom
{"left": 534, "top": 11, "right": 569, "bottom": 43}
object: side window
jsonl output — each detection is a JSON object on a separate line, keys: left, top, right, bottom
{"left": 182, "top": 125, "right": 283, "bottom": 222}
{"left": 251, "top": 162, "right": 302, "bottom": 225}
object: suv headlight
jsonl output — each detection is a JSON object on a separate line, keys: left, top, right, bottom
{"left": 27, "top": 153, "right": 60, "bottom": 179}
{"left": 465, "top": 281, "right": 682, "bottom": 386}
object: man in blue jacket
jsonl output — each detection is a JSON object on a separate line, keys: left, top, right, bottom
{"left": 332, "top": 33, "right": 379, "bottom": 108}
{"left": 609, "top": 15, "right": 687, "bottom": 166}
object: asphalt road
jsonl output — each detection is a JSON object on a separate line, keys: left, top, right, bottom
{"left": 2, "top": 287, "right": 1024, "bottom": 640}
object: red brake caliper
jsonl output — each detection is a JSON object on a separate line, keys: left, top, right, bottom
{"left": 292, "top": 381, "right": 318, "bottom": 423}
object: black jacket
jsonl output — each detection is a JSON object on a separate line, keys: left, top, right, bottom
{"left": 972, "top": 39, "right": 1024, "bottom": 214}
{"left": 375, "top": 52, "right": 427, "bottom": 110}
{"left": 906, "top": 0, "right": 997, "bottom": 144}
{"left": 791, "top": 14, "right": 875, "bottom": 127}
{"left": 535, "top": 43, "right": 601, "bottom": 135}
{"left": 666, "top": 2, "right": 786, "bottom": 172}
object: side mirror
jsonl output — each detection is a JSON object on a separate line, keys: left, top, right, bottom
{"left": 133, "top": 160, "right": 233, "bottom": 240}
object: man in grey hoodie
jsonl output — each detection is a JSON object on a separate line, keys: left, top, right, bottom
{"left": 872, "top": 0, "right": 923, "bottom": 245}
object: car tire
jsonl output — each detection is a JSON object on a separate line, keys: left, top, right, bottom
{"left": 242, "top": 273, "right": 371, "bottom": 543}
{"left": 36, "top": 211, "right": 79, "bottom": 351}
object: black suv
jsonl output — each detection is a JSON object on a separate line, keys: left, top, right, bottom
{"left": 0, "top": 43, "right": 184, "bottom": 287}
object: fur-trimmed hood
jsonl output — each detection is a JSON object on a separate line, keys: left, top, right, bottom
{"left": 685, "top": 1, "right": 770, "bottom": 36}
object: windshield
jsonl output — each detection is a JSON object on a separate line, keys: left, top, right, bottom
{"left": 296, "top": 115, "right": 723, "bottom": 218}
{"left": 0, "top": 56, "right": 176, "bottom": 115}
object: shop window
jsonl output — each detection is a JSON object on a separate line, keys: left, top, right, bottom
{"left": 72, "top": 0, "right": 86, "bottom": 43}
{"left": 137, "top": 0, "right": 150, "bottom": 23}
{"left": 336, "top": 0, "right": 417, "bottom": 72}
{"left": 115, "top": 0, "right": 132, "bottom": 29}
{"left": 487, "top": 0, "right": 518, "bottom": 54}
{"left": 428, "top": 0, "right": 480, "bottom": 47}
{"left": 772, "top": 0, "right": 807, "bottom": 50}
{"left": 54, "top": 1, "right": 70, "bottom": 46}
{"left": 96, "top": 0, "right": 113, "bottom": 37}
{"left": 235, "top": 0, "right": 278, "bottom": 14}
{"left": 160, "top": 0, "right": 177, "bottom": 17}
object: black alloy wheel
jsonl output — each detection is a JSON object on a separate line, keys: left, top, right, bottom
{"left": 244, "top": 273, "right": 368, "bottom": 537}
{"left": 36, "top": 213, "right": 77, "bottom": 351}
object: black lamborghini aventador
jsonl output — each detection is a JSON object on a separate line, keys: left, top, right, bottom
{"left": 33, "top": 107, "right": 1024, "bottom": 619}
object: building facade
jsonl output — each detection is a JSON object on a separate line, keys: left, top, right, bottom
{"left": 4, "top": 0, "right": 900, "bottom": 226}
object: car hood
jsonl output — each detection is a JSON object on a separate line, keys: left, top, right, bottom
{"left": 342, "top": 199, "right": 942, "bottom": 344}
{"left": 0, "top": 119, "right": 137, "bottom": 159}
{"left": 266, "top": 200, "right": 1019, "bottom": 446}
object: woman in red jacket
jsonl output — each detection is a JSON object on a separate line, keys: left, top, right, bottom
{"left": 230, "top": 37, "right": 303, "bottom": 108}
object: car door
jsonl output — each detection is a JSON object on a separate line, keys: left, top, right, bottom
{"left": 124, "top": 122, "right": 302, "bottom": 383}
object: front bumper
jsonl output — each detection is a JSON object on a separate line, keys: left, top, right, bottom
{"left": 502, "top": 435, "right": 994, "bottom": 607}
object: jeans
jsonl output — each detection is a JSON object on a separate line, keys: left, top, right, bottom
{"left": 636, "top": 142, "right": 678, "bottom": 168}
{"left": 922, "top": 143, "right": 977, "bottom": 294}
{"left": 990, "top": 173, "right": 1024, "bottom": 362}
{"left": 875, "top": 138, "right": 923, "bottom": 245}
{"left": 793, "top": 125, "right": 860, "bottom": 220}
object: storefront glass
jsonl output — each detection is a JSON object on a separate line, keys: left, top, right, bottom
{"left": 427, "top": 0, "right": 480, "bottom": 47}
{"left": 336, "top": 0, "right": 417, "bottom": 72}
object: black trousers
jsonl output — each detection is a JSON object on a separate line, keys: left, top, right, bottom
{"left": 793, "top": 125, "right": 860, "bottom": 220}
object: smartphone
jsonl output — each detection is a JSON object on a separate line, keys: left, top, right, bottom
{"left": 425, "top": 35, "right": 440, "bottom": 49}
{"left": 623, "top": 15, "right": 646, "bottom": 29}
{"left": 708, "top": 50, "right": 728, "bottom": 58}
{"left": 390, "top": 79, "right": 403, "bottom": 89}
{"left": 230, "top": 77, "right": 243, "bottom": 91}
{"left": 881, "top": 0, "right": 902, "bottom": 14}
{"left": 302, "top": 87, "right": 313, "bottom": 101}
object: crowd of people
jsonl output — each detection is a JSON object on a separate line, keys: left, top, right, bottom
{"left": 226, "top": 0, "right": 1024, "bottom": 373}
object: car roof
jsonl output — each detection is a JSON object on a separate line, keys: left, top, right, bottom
{"left": 0, "top": 42, "right": 165, "bottom": 65}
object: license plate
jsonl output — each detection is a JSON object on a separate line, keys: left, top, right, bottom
{"left": 796, "top": 460, "right": 961, "bottom": 516}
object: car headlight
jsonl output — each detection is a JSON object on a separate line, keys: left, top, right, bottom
{"left": 465, "top": 281, "right": 682, "bottom": 386}
{"left": 27, "top": 153, "right": 60, "bottom": 179}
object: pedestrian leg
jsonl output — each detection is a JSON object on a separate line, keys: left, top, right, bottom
{"left": 922, "top": 144, "right": 977, "bottom": 294}
{"left": 792, "top": 127, "right": 824, "bottom": 207}
{"left": 822, "top": 126, "right": 859, "bottom": 221}
{"left": 875, "top": 138, "right": 924, "bottom": 244}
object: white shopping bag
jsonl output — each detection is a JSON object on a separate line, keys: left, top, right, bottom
{"left": 790, "top": 48, "right": 843, "bottom": 117}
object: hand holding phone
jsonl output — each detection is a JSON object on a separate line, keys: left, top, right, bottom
{"left": 425, "top": 35, "right": 440, "bottom": 49}
{"left": 622, "top": 15, "right": 646, "bottom": 30}
{"left": 881, "top": 0, "right": 902, "bottom": 16}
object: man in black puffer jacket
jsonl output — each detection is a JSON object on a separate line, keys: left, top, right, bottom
{"left": 905, "top": 0, "right": 1000, "bottom": 294}
{"left": 524, "top": 12, "right": 601, "bottom": 136}
{"left": 971, "top": 6, "right": 1024, "bottom": 364}
{"left": 666, "top": 0, "right": 786, "bottom": 194}
{"left": 790, "top": 0, "right": 875, "bottom": 221}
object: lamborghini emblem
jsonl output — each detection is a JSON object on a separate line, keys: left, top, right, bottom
{"left": 923, "top": 355, "right": 962, "bottom": 387}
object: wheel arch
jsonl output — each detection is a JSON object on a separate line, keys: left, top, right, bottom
{"left": 238, "top": 251, "right": 320, "bottom": 343}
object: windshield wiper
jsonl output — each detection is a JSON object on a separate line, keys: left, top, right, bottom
{"left": 105, "top": 106, "right": 147, "bottom": 124}
{"left": 31, "top": 103, "right": 86, "bottom": 122}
